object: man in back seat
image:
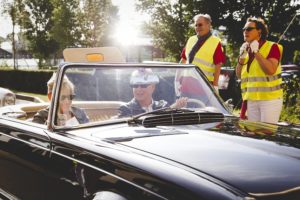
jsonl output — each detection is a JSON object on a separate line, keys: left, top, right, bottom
{"left": 33, "top": 73, "right": 89, "bottom": 125}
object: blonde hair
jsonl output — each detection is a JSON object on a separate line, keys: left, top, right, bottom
{"left": 47, "top": 73, "right": 74, "bottom": 95}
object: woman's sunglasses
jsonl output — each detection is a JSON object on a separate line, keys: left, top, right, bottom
{"left": 60, "top": 94, "right": 75, "bottom": 101}
{"left": 243, "top": 27, "right": 256, "bottom": 32}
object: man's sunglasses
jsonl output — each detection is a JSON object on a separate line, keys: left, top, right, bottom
{"left": 131, "top": 84, "right": 150, "bottom": 88}
{"left": 60, "top": 94, "right": 75, "bottom": 101}
{"left": 243, "top": 27, "right": 256, "bottom": 32}
{"left": 195, "top": 23, "right": 203, "bottom": 27}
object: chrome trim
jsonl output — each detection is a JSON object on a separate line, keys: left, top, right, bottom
{"left": 51, "top": 150, "right": 167, "bottom": 200}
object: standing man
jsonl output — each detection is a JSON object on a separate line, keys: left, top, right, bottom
{"left": 180, "top": 14, "right": 226, "bottom": 91}
{"left": 236, "top": 17, "right": 283, "bottom": 124}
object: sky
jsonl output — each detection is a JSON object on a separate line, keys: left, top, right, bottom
{"left": 0, "top": 0, "right": 149, "bottom": 46}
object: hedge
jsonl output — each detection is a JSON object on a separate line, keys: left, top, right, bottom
{"left": 0, "top": 69, "right": 54, "bottom": 94}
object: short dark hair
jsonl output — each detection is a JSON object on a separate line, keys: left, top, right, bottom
{"left": 247, "top": 17, "right": 268, "bottom": 40}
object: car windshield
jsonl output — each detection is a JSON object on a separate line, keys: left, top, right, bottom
{"left": 53, "top": 64, "right": 230, "bottom": 127}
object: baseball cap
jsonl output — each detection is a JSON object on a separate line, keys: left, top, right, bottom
{"left": 130, "top": 68, "right": 159, "bottom": 85}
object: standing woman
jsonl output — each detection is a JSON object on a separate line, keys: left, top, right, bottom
{"left": 236, "top": 17, "right": 283, "bottom": 124}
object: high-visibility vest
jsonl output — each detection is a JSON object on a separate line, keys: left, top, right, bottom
{"left": 238, "top": 120, "right": 277, "bottom": 136}
{"left": 241, "top": 41, "right": 283, "bottom": 100}
{"left": 185, "top": 35, "right": 221, "bottom": 82}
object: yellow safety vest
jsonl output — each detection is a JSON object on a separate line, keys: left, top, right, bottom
{"left": 238, "top": 121, "right": 277, "bottom": 136}
{"left": 185, "top": 35, "right": 221, "bottom": 82}
{"left": 241, "top": 41, "right": 283, "bottom": 100}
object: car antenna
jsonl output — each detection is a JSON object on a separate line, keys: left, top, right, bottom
{"left": 277, "top": 10, "right": 299, "bottom": 44}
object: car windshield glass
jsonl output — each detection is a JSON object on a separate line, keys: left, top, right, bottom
{"left": 54, "top": 65, "right": 229, "bottom": 127}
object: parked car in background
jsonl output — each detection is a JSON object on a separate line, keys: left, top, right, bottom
{"left": 281, "top": 64, "right": 300, "bottom": 83}
{"left": 0, "top": 87, "right": 15, "bottom": 107}
{"left": 218, "top": 64, "right": 300, "bottom": 109}
{"left": 0, "top": 87, "right": 44, "bottom": 107}
{"left": 218, "top": 66, "right": 242, "bottom": 109}
{"left": 0, "top": 48, "right": 299, "bottom": 200}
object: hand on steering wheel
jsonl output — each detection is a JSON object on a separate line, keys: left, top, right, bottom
{"left": 186, "top": 98, "right": 206, "bottom": 108}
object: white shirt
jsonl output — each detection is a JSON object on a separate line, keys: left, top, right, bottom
{"left": 142, "top": 100, "right": 154, "bottom": 112}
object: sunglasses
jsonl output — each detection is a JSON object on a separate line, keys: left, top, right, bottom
{"left": 131, "top": 84, "right": 150, "bottom": 88}
{"left": 60, "top": 94, "right": 75, "bottom": 101}
{"left": 243, "top": 27, "right": 256, "bottom": 32}
{"left": 195, "top": 23, "right": 203, "bottom": 27}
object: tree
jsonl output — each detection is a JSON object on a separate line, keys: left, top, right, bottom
{"left": 136, "top": 0, "right": 192, "bottom": 60}
{"left": 136, "top": 0, "right": 300, "bottom": 63}
{"left": 2, "top": 0, "right": 24, "bottom": 69}
{"left": 19, "top": 0, "right": 58, "bottom": 68}
{"left": 198, "top": 0, "right": 300, "bottom": 64}
{"left": 78, "top": 0, "right": 115, "bottom": 47}
{"left": 100, "top": 4, "right": 119, "bottom": 46}
{"left": 51, "top": 0, "right": 81, "bottom": 59}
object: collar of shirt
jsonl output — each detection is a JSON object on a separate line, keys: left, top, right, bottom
{"left": 142, "top": 99, "right": 154, "bottom": 112}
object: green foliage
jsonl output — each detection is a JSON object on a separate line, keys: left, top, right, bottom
{"left": 78, "top": 0, "right": 115, "bottom": 47}
{"left": 294, "top": 50, "right": 300, "bottom": 65}
{"left": 2, "top": 0, "right": 117, "bottom": 67}
{"left": 51, "top": 0, "right": 81, "bottom": 54}
{"left": 1, "top": 0, "right": 24, "bottom": 70}
{"left": 136, "top": 0, "right": 300, "bottom": 64}
{"left": 136, "top": 0, "right": 192, "bottom": 61}
{"left": 19, "top": 0, "right": 58, "bottom": 68}
{"left": 280, "top": 75, "right": 300, "bottom": 124}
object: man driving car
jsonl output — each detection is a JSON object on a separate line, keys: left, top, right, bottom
{"left": 118, "top": 68, "right": 188, "bottom": 117}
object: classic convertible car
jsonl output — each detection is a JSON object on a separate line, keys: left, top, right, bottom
{"left": 0, "top": 49, "right": 300, "bottom": 200}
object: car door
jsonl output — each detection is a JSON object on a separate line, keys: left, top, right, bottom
{"left": 0, "top": 119, "right": 51, "bottom": 199}
{"left": 45, "top": 131, "right": 167, "bottom": 200}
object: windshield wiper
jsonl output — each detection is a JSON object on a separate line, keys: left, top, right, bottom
{"left": 134, "top": 107, "right": 194, "bottom": 118}
{"left": 128, "top": 107, "right": 224, "bottom": 127}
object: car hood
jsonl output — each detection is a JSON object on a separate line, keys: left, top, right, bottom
{"left": 94, "top": 120, "right": 300, "bottom": 196}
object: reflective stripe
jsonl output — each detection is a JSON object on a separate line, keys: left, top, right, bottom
{"left": 202, "top": 71, "right": 214, "bottom": 77}
{"left": 241, "top": 85, "right": 282, "bottom": 93}
{"left": 241, "top": 74, "right": 281, "bottom": 83}
{"left": 193, "top": 57, "right": 216, "bottom": 68}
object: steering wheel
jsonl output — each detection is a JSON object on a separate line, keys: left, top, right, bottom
{"left": 187, "top": 98, "right": 206, "bottom": 108}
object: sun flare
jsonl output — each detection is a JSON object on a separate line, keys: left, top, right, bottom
{"left": 113, "top": 21, "right": 140, "bottom": 46}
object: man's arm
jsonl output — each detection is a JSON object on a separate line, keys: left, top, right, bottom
{"left": 180, "top": 47, "right": 187, "bottom": 64}
{"left": 32, "top": 109, "right": 49, "bottom": 124}
{"left": 213, "top": 63, "right": 222, "bottom": 86}
{"left": 213, "top": 42, "right": 226, "bottom": 87}
{"left": 170, "top": 97, "right": 188, "bottom": 109}
{"left": 180, "top": 58, "right": 187, "bottom": 64}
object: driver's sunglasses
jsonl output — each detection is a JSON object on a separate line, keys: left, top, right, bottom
{"left": 60, "top": 94, "right": 75, "bottom": 101}
{"left": 195, "top": 23, "right": 203, "bottom": 27}
{"left": 243, "top": 26, "right": 256, "bottom": 32}
{"left": 131, "top": 84, "right": 150, "bottom": 88}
